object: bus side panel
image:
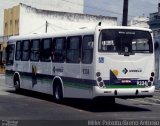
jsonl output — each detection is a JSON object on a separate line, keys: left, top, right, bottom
{"left": 19, "top": 74, "right": 53, "bottom": 95}
{"left": 14, "top": 61, "right": 31, "bottom": 89}
{"left": 64, "top": 86, "right": 93, "bottom": 99}
{"left": 32, "top": 81, "right": 53, "bottom": 95}
{"left": 61, "top": 64, "right": 94, "bottom": 99}
{"left": 29, "top": 62, "right": 53, "bottom": 95}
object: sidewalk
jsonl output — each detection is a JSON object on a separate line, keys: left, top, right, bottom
{"left": 0, "top": 74, "right": 5, "bottom": 79}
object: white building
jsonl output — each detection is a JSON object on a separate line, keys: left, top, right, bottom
{"left": 0, "top": 0, "right": 84, "bottom": 36}
{"left": 4, "top": 3, "right": 117, "bottom": 36}
{"left": 129, "top": 16, "right": 149, "bottom": 28}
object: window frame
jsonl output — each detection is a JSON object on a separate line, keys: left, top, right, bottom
{"left": 52, "top": 37, "right": 66, "bottom": 63}
{"left": 66, "top": 36, "right": 82, "bottom": 64}
{"left": 30, "top": 39, "right": 40, "bottom": 62}
{"left": 82, "top": 35, "right": 94, "bottom": 64}
{"left": 15, "top": 41, "right": 22, "bottom": 61}
{"left": 40, "top": 38, "right": 52, "bottom": 62}
{"left": 21, "top": 40, "right": 30, "bottom": 61}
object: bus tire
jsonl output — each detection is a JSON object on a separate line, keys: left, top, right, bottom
{"left": 14, "top": 76, "right": 20, "bottom": 93}
{"left": 53, "top": 83, "right": 63, "bottom": 103}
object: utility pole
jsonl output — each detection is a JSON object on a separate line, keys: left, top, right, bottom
{"left": 45, "top": 21, "right": 48, "bottom": 33}
{"left": 122, "top": 0, "right": 129, "bottom": 26}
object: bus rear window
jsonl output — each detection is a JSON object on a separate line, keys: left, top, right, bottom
{"left": 98, "top": 29, "right": 153, "bottom": 54}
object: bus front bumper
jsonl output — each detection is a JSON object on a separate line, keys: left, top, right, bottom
{"left": 92, "top": 86, "right": 155, "bottom": 98}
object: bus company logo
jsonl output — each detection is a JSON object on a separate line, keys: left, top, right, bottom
{"left": 122, "top": 68, "right": 142, "bottom": 74}
{"left": 122, "top": 68, "right": 128, "bottom": 74}
{"left": 53, "top": 66, "right": 64, "bottom": 73}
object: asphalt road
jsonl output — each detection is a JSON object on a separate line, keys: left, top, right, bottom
{"left": 1, "top": 75, "right": 160, "bottom": 126}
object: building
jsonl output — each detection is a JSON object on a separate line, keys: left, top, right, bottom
{"left": 0, "top": 0, "right": 84, "bottom": 36}
{"left": 0, "top": 3, "right": 117, "bottom": 73}
{"left": 3, "top": 3, "right": 117, "bottom": 36}
{"left": 148, "top": 3, "right": 160, "bottom": 88}
{"left": 4, "top": 5, "right": 20, "bottom": 36}
{"left": 148, "top": 3, "right": 160, "bottom": 43}
{"left": 129, "top": 16, "right": 149, "bottom": 28}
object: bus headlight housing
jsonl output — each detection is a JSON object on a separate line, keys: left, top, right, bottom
{"left": 96, "top": 72, "right": 105, "bottom": 88}
{"left": 148, "top": 82, "right": 152, "bottom": 86}
{"left": 99, "top": 82, "right": 104, "bottom": 87}
{"left": 150, "top": 77, "right": 154, "bottom": 82}
{"left": 147, "top": 72, "right": 155, "bottom": 86}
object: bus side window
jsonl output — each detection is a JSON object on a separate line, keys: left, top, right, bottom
{"left": 21, "top": 40, "right": 30, "bottom": 61}
{"left": 30, "top": 39, "right": 40, "bottom": 62}
{"left": 15, "top": 41, "right": 21, "bottom": 61}
{"left": 82, "top": 35, "right": 94, "bottom": 64}
{"left": 66, "top": 36, "right": 82, "bottom": 63}
{"left": 41, "top": 38, "right": 52, "bottom": 62}
{"left": 53, "top": 37, "right": 66, "bottom": 63}
{"left": 6, "top": 44, "right": 15, "bottom": 65}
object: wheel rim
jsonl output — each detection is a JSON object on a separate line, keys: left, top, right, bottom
{"left": 15, "top": 80, "right": 19, "bottom": 89}
{"left": 55, "top": 85, "right": 61, "bottom": 100}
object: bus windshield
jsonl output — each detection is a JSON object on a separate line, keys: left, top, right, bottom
{"left": 98, "top": 29, "right": 153, "bottom": 54}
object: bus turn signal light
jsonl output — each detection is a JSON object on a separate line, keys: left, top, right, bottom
{"left": 151, "top": 72, "right": 155, "bottom": 77}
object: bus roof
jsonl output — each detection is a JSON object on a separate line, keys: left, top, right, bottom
{"left": 8, "top": 26, "right": 152, "bottom": 42}
{"left": 99, "top": 26, "right": 152, "bottom": 32}
{"left": 8, "top": 28, "right": 95, "bottom": 42}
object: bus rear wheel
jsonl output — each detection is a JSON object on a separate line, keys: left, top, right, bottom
{"left": 54, "top": 84, "right": 63, "bottom": 103}
{"left": 14, "top": 79, "right": 20, "bottom": 93}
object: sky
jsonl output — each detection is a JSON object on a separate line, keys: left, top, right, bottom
{"left": 84, "top": 0, "right": 159, "bottom": 21}
{"left": 0, "top": 0, "right": 160, "bottom": 36}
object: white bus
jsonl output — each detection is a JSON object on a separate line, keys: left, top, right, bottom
{"left": 5, "top": 25, "right": 155, "bottom": 103}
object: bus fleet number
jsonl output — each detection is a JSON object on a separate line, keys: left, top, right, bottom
{"left": 137, "top": 81, "right": 148, "bottom": 86}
